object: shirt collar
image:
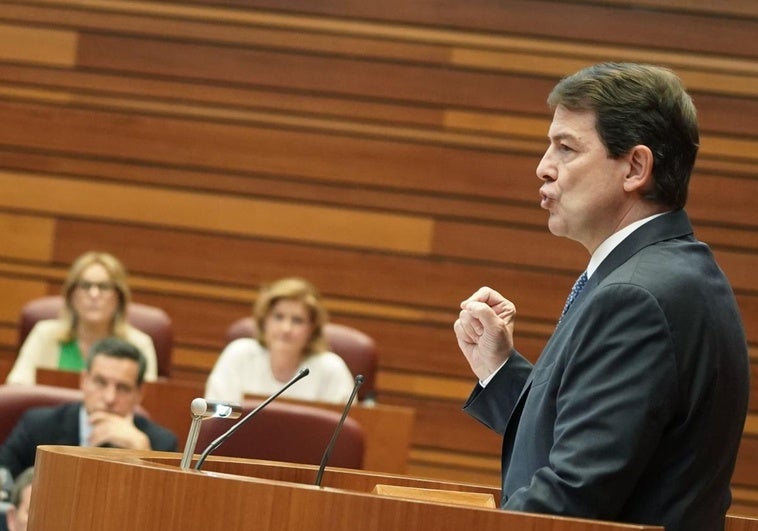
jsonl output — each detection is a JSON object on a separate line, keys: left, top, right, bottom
{"left": 586, "top": 212, "right": 668, "bottom": 279}
{"left": 79, "top": 405, "right": 91, "bottom": 447}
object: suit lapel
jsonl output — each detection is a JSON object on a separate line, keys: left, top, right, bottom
{"left": 58, "top": 402, "right": 84, "bottom": 445}
{"left": 562, "top": 210, "right": 694, "bottom": 319}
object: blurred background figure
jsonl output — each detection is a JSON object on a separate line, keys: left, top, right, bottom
{"left": 6, "top": 251, "right": 158, "bottom": 384}
{"left": 206, "top": 277, "right": 355, "bottom": 404}
{"left": 4, "top": 466, "right": 33, "bottom": 531}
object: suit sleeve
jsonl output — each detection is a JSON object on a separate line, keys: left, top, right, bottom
{"left": 506, "top": 283, "right": 678, "bottom": 519}
{"left": 463, "top": 351, "right": 532, "bottom": 435}
{"left": 0, "top": 411, "right": 43, "bottom": 478}
{"left": 135, "top": 417, "right": 178, "bottom": 452}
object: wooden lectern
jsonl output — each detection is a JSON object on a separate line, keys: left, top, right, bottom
{"left": 29, "top": 446, "right": 666, "bottom": 531}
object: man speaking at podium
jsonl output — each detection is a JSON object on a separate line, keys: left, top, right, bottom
{"left": 454, "top": 63, "right": 749, "bottom": 531}
{"left": 0, "top": 337, "right": 177, "bottom": 479}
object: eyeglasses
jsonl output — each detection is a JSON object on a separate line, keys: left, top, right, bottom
{"left": 76, "top": 280, "right": 116, "bottom": 293}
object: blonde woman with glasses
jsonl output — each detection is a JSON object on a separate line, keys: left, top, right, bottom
{"left": 6, "top": 251, "right": 158, "bottom": 384}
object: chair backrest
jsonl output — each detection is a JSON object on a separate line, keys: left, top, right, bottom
{"left": 194, "top": 398, "right": 365, "bottom": 469}
{"left": 17, "top": 295, "right": 173, "bottom": 378}
{"left": 0, "top": 384, "right": 83, "bottom": 443}
{"left": 225, "top": 318, "right": 378, "bottom": 403}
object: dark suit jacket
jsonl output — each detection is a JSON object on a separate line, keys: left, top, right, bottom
{"left": 0, "top": 401, "right": 178, "bottom": 478}
{"left": 464, "top": 210, "right": 749, "bottom": 531}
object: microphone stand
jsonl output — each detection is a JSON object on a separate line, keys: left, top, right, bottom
{"left": 194, "top": 367, "right": 310, "bottom": 471}
{"left": 314, "top": 374, "right": 364, "bottom": 487}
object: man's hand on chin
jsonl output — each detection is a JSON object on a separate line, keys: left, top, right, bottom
{"left": 88, "top": 411, "right": 150, "bottom": 450}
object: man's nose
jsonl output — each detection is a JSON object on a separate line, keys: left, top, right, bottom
{"left": 102, "top": 385, "right": 117, "bottom": 403}
{"left": 536, "top": 152, "right": 556, "bottom": 182}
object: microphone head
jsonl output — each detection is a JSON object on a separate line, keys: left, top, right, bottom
{"left": 355, "top": 374, "right": 364, "bottom": 384}
{"left": 190, "top": 398, "right": 243, "bottom": 419}
{"left": 190, "top": 397, "right": 208, "bottom": 417}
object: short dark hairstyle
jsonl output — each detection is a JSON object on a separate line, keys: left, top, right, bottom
{"left": 9, "top": 466, "right": 34, "bottom": 507}
{"left": 87, "top": 337, "right": 147, "bottom": 385}
{"left": 547, "top": 62, "right": 699, "bottom": 210}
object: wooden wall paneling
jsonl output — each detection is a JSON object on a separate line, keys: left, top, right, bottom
{"left": 0, "top": 21, "right": 77, "bottom": 66}
{"left": 0, "top": 275, "right": 53, "bottom": 364}
{"left": 140, "top": 0, "right": 758, "bottom": 58}
{"left": 0, "top": 211, "right": 55, "bottom": 261}
{"left": 734, "top": 425, "right": 758, "bottom": 489}
{"left": 0, "top": 277, "right": 51, "bottom": 324}
{"left": 0, "top": 170, "right": 435, "bottom": 254}
{"left": 687, "top": 173, "right": 756, "bottom": 231}
{"left": 693, "top": 93, "right": 758, "bottom": 137}
{"left": 49, "top": 218, "right": 583, "bottom": 323}
{"left": 72, "top": 32, "right": 554, "bottom": 113}
{"left": 0, "top": 100, "right": 752, "bottom": 224}
{"left": 2, "top": 6, "right": 749, "bottom": 122}
{"left": 736, "top": 295, "right": 758, "bottom": 342}
{"left": 0, "top": 63, "right": 450, "bottom": 134}
{"left": 0, "top": 0, "right": 754, "bottom": 501}
{"left": 696, "top": 226, "right": 758, "bottom": 254}
{"left": 711, "top": 250, "right": 758, "bottom": 293}
{"left": 568, "top": 0, "right": 758, "bottom": 18}
{"left": 0, "top": 147, "right": 546, "bottom": 228}
{"left": 0, "top": 100, "right": 543, "bottom": 200}
{"left": 432, "top": 220, "right": 588, "bottom": 271}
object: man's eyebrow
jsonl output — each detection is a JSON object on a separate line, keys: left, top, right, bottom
{"left": 548, "top": 132, "right": 579, "bottom": 142}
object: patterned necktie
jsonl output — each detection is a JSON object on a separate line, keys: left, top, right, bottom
{"left": 560, "top": 271, "right": 588, "bottom": 320}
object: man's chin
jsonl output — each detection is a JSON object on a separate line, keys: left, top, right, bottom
{"left": 546, "top": 218, "right": 566, "bottom": 237}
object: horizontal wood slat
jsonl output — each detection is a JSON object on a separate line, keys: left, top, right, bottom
{"left": 22, "top": 0, "right": 755, "bottom": 58}
{"left": 0, "top": 21, "right": 76, "bottom": 66}
{"left": 0, "top": 170, "right": 434, "bottom": 254}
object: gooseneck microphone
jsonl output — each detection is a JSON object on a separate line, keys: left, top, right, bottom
{"left": 314, "top": 374, "right": 364, "bottom": 487}
{"left": 194, "top": 367, "right": 310, "bottom": 470}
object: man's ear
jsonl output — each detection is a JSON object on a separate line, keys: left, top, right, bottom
{"left": 624, "top": 145, "right": 654, "bottom": 193}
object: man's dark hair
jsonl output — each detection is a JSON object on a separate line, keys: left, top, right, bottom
{"left": 87, "top": 337, "right": 147, "bottom": 385}
{"left": 547, "top": 62, "right": 699, "bottom": 210}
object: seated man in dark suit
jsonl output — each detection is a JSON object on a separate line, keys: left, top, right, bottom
{"left": 0, "top": 337, "right": 177, "bottom": 479}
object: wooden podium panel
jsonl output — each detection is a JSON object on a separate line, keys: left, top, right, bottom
{"left": 30, "top": 446, "right": 665, "bottom": 531}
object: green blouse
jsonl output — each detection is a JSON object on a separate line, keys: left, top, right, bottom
{"left": 59, "top": 340, "right": 86, "bottom": 372}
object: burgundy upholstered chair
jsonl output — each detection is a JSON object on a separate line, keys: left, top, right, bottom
{"left": 17, "top": 295, "right": 174, "bottom": 378}
{"left": 0, "top": 384, "right": 84, "bottom": 444}
{"left": 194, "top": 398, "right": 365, "bottom": 469}
{"left": 224, "top": 318, "right": 378, "bottom": 403}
